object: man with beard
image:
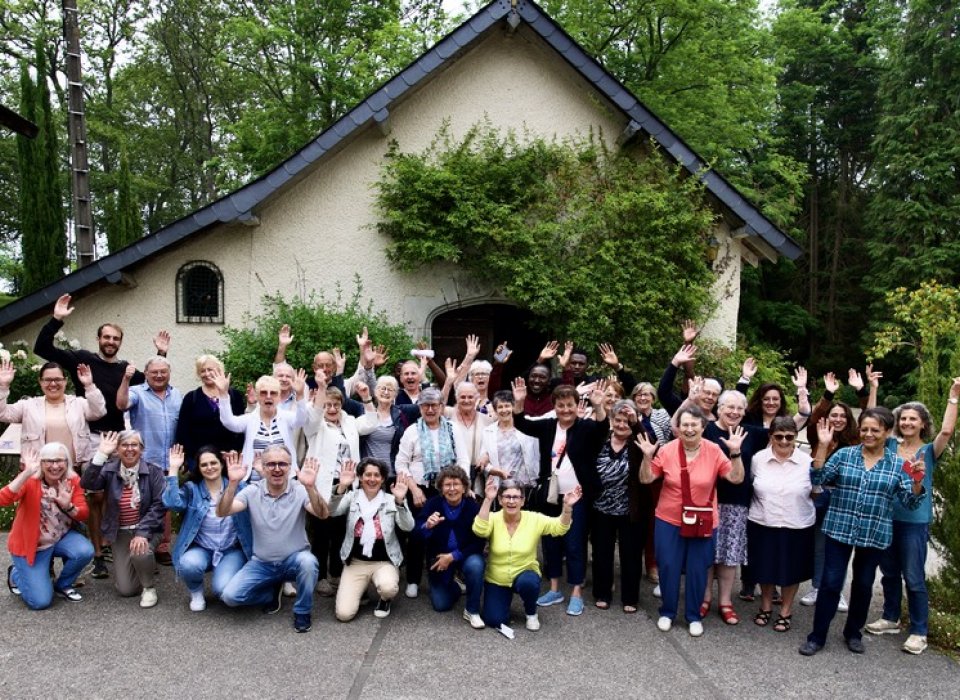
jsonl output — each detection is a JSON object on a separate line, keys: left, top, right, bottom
{"left": 34, "top": 293, "right": 170, "bottom": 578}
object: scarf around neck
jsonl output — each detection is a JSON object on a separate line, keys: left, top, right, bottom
{"left": 358, "top": 490, "right": 386, "bottom": 558}
{"left": 119, "top": 463, "right": 141, "bottom": 509}
{"left": 418, "top": 417, "right": 456, "bottom": 480}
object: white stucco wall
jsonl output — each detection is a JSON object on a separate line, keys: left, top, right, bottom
{"left": 1, "top": 24, "right": 742, "bottom": 384}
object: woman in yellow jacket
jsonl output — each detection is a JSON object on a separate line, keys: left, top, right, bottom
{"left": 472, "top": 476, "right": 580, "bottom": 631}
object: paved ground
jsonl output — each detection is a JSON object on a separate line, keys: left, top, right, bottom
{"left": 0, "top": 535, "right": 956, "bottom": 699}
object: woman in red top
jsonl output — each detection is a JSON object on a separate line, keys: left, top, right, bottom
{"left": 638, "top": 406, "right": 744, "bottom": 637}
{"left": 1, "top": 442, "right": 93, "bottom": 609}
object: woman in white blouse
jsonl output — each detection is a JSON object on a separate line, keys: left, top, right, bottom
{"left": 748, "top": 416, "right": 828, "bottom": 632}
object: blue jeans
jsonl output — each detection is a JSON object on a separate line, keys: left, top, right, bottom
{"left": 654, "top": 518, "right": 715, "bottom": 623}
{"left": 543, "top": 499, "right": 587, "bottom": 586}
{"left": 880, "top": 521, "right": 929, "bottom": 635}
{"left": 481, "top": 570, "right": 541, "bottom": 628}
{"left": 11, "top": 530, "right": 94, "bottom": 610}
{"left": 808, "top": 535, "right": 883, "bottom": 646}
{"left": 177, "top": 546, "right": 247, "bottom": 598}
{"left": 811, "top": 491, "right": 831, "bottom": 588}
{"left": 427, "top": 553, "right": 485, "bottom": 615}
{"left": 221, "top": 550, "right": 319, "bottom": 615}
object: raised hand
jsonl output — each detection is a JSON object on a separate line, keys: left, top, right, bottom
{"left": 823, "top": 372, "right": 840, "bottom": 394}
{"left": 355, "top": 326, "right": 369, "bottom": 351}
{"left": 484, "top": 475, "right": 499, "bottom": 501}
{"left": 635, "top": 431, "right": 658, "bottom": 458}
{"left": 245, "top": 382, "right": 256, "bottom": 406}
{"left": 210, "top": 367, "right": 231, "bottom": 396}
{"left": 424, "top": 511, "right": 445, "bottom": 530}
{"left": 0, "top": 359, "right": 15, "bottom": 388}
{"left": 511, "top": 377, "right": 526, "bottom": 405}
{"left": 681, "top": 319, "right": 699, "bottom": 344}
{"left": 558, "top": 340, "right": 574, "bottom": 368}
{"left": 720, "top": 425, "right": 746, "bottom": 454}
{"left": 77, "top": 363, "right": 94, "bottom": 388}
{"left": 465, "top": 334, "right": 481, "bottom": 358}
{"left": 355, "top": 382, "right": 371, "bottom": 403}
{"left": 251, "top": 452, "right": 264, "bottom": 479}
{"left": 741, "top": 357, "right": 758, "bottom": 381}
{"left": 847, "top": 368, "right": 864, "bottom": 392}
{"left": 98, "top": 431, "right": 119, "bottom": 457}
{"left": 816, "top": 417, "right": 833, "bottom": 445}
{"left": 299, "top": 457, "right": 319, "bottom": 489}
{"left": 688, "top": 375, "right": 704, "bottom": 402}
{"left": 444, "top": 356, "right": 457, "bottom": 378}
{"left": 672, "top": 344, "right": 697, "bottom": 367}
{"left": 313, "top": 367, "right": 329, "bottom": 391}
{"left": 278, "top": 324, "right": 294, "bottom": 348}
{"left": 331, "top": 348, "right": 346, "bottom": 375}
{"left": 339, "top": 459, "right": 357, "bottom": 487}
{"left": 53, "top": 294, "right": 74, "bottom": 320}
{"left": 293, "top": 368, "right": 308, "bottom": 397}
{"left": 54, "top": 480, "right": 74, "bottom": 510}
{"left": 153, "top": 329, "right": 171, "bottom": 355}
{"left": 391, "top": 473, "right": 410, "bottom": 503}
{"left": 950, "top": 377, "right": 960, "bottom": 400}
{"left": 494, "top": 341, "right": 513, "bottom": 365}
{"left": 562, "top": 484, "right": 583, "bottom": 507}
{"left": 20, "top": 447, "right": 42, "bottom": 479}
{"left": 371, "top": 344, "right": 389, "bottom": 368}
{"left": 123, "top": 363, "right": 137, "bottom": 380}
{"left": 168, "top": 444, "right": 185, "bottom": 476}
{"left": 361, "top": 337, "right": 377, "bottom": 368}
{"left": 225, "top": 451, "right": 247, "bottom": 483}
{"left": 597, "top": 343, "right": 619, "bottom": 368}
{"left": 589, "top": 378, "right": 608, "bottom": 408}
{"left": 538, "top": 340, "right": 559, "bottom": 361}
{"left": 866, "top": 364, "right": 882, "bottom": 388}
{"left": 577, "top": 396, "right": 590, "bottom": 418}
{"left": 791, "top": 366, "right": 808, "bottom": 391}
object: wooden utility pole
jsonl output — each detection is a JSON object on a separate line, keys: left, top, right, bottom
{"left": 62, "top": 0, "right": 95, "bottom": 267}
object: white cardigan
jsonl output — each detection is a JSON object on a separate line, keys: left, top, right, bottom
{"left": 479, "top": 422, "right": 541, "bottom": 486}
{"left": 305, "top": 408, "right": 360, "bottom": 499}
{"left": 219, "top": 397, "right": 309, "bottom": 479}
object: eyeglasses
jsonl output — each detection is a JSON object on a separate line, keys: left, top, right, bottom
{"left": 40, "top": 378, "right": 66, "bottom": 384}
{"left": 420, "top": 403, "right": 441, "bottom": 410}
{"left": 264, "top": 461, "right": 291, "bottom": 470}
{"left": 770, "top": 434, "right": 795, "bottom": 442}
{"left": 500, "top": 494, "right": 524, "bottom": 501}
{"left": 119, "top": 442, "right": 142, "bottom": 449}
{"left": 41, "top": 458, "right": 67, "bottom": 465}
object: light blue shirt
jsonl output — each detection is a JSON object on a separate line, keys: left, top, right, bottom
{"left": 127, "top": 383, "right": 183, "bottom": 468}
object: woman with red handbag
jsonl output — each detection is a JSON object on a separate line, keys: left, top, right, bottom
{"left": 637, "top": 406, "right": 744, "bottom": 637}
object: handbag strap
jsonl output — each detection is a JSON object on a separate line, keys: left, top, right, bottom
{"left": 679, "top": 443, "right": 694, "bottom": 507}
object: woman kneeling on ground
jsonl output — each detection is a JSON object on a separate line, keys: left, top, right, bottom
{"left": 331, "top": 458, "right": 413, "bottom": 621}
{"left": 2, "top": 443, "right": 93, "bottom": 609}
{"left": 414, "top": 465, "right": 486, "bottom": 628}
{"left": 472, "top": 477, "right": 580, "bottom": 632}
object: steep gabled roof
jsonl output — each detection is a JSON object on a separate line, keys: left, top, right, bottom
{"left": 0, "top": 0, "right": 800, "bottom": 331}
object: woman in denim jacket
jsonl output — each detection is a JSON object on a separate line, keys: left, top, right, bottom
{"left": 329, "top": 458, "right": 414, "bottom": 621}
{"left": 162, "top": 445, "right": 253, "bottom": 612}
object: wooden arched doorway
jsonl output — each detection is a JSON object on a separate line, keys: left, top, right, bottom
{"left": 430, "top": 304, "right": 546, "bottom": 384}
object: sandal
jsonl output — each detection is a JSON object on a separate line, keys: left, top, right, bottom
{"left": 754, "top": 609, "right": 772, "bottom": 627}
{"left": 699, "top": 599, "right": 711, "bottom": 618}
{"left": 595, "top": 600, "right": 610, "bottom": 610}
{"left": 623, "top": 605, "right": 638, "bottom": 614}
{"left": 773, "top": 614, "right": 792, "bottom": 632}
{"left": 719, "top": 604, "right": 740, "bottom": 625}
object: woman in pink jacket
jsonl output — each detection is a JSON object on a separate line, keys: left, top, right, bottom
{"left": 0, "top": 360, "right": 107, "bottom": 467}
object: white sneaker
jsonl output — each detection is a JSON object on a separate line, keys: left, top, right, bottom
{"left": 800, "top": 588, "right": 818, "bottom": 606}
{"left": 653, "top": 584, "right": 662, "bottom": 599}
{"left": 837, "top": 593, "right": 849, "bottom": 613}
{"left": 189, "top": 590, "right": 206, "bottom": 612}
{"left": 865, "top": 617, "right": 901, "bottom": 635}
{"left": 139, "top": 587, "right": 158, "bottom": 608}
{"left": 902, "top": 634, "right": 927, "bottom": 655}
{"left": 525, "top": 614, "right": 541, "bottom": 631}
{"left": 463, "top": 610, "right": 485, "bottom": 629}
{"left": 657, "top": 616, "right": 672, "bottom": 632}
{"left": 688, "top": 621, "right": 704, "bottom": 637}
{"left": 405, "top": 583, "right": 419, "bottom": 599}
{"left": 282, "top": 582, "right": 297, "bottom": 597}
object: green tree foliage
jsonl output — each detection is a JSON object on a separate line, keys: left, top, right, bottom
{"left": 867, "top": 0, "right": 960, "bottom": 297}
{"left": 104, "top": 146, "right": 143, "bottom": 252}
{"left": 376, "top": 124, "right": 715, "bottom": 374}
{"left": 870, "top": 281, "right": 960, "bottom": 615}
{"left": 17, "top": 42, "right": 66, "bottom": 294}
{"left": 218, "top": 281, "right": 415, "bottom": 389}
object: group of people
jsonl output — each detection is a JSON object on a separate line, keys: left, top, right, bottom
{"left": 1, "top": 295, "right": 954, "bottom": 654}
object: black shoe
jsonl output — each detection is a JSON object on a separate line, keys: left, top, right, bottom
{"left": 846, "top": 637, "right": 865, "bottom": 654}
{"left": 155, "top": 550, "right": 173, "bottom": 566}
{"left": 91, "top": 557, "right": 109, "bottom": 579}
{"left": 55, "top": 587, "right": 83, "bottom": 602}
{"left": 374, "top": 598, "right": 392, "bottom": 619}
{"left": 6, "top": 565, "right": 20, "bottom": 597}
{"left": 263, "top": 583, "right": 283, "bottom": 614}
{"left": 294, "top": 612, "right": 312, "bottom": 633}
{"left": 799, "top": 640, "right": 823, "bottom": 656}
{"left": 100, "top": 546, "right": 113, "bottom": 563}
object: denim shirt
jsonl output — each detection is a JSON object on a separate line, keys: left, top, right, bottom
{"left": 162, "top": 476, "right": 253, "bottom": 570}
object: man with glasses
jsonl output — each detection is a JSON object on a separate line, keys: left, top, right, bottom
{"left": 218, "top": 446, "right": 328, "bottom": 632}
{"left": 34, "top": 294, "right": 171, "bottom": 579}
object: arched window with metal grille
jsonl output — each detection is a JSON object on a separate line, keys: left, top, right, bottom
{"left": 176, "top": 261, "right": 223, "bottom": 323}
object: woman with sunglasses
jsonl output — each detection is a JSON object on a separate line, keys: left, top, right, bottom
{"left": 749, "top": 417, "right": 828, "bottom": 632}
{"left": 472, "top": 476, "right": 580, "bottom": 631}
